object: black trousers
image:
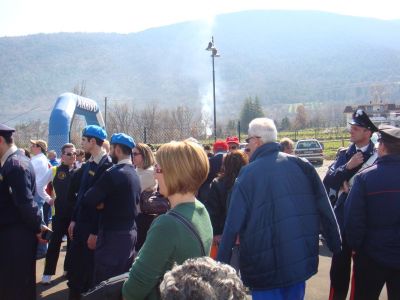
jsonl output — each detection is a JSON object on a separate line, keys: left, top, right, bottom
{"left": 329, "top": 239, "right": 352, "bottom": 300}
{"left": 67, "top": 223, "right": 94, "bottom": 295}
{"left": 135, "top": 213, "right": 156, "bottom": 252}
{"left": 94, "top": 229, "right": 136, "bottom": 285}
{"left": 353, "top": 252, "right": 400, "bottom": 300}
{"left": 44, "top": 215, "right": 71, "bottom": 275}
{"left": 0, "top": 225, "right": 37, "bottom": 300}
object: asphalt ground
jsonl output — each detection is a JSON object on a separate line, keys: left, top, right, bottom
{"left": 35, "top": 160, "right": 388, "bottom": 299}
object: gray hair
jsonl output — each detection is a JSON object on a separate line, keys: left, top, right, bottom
{"left": 160, "top": 257, "right": 246, "bottom": 300}
{"left": 248, "top": 117, "right": 277, "bottom": 144}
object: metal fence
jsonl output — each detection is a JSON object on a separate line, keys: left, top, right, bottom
{"left": 12, "top": 124, "right": 351, "bottom": 157}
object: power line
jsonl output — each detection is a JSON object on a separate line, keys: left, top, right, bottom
{"left": 3, "top": 106, "right": 42, "bottom": 124}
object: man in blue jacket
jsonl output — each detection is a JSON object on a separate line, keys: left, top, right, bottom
{"left": 217, "top": 117, "right": 341, "bottom": 300}
{"left": 0, "top": 123, "right": 48, "bottom": 300}
{"left": 67, "top": 125, "right": 113, "bottom": 300}
{"left": 345, "top": 125, "right": 400, "bottom": 300}
{"left": 82, "top": 133, "right": 141, "bottom": 285}
{"left": 323, "top": 109, "right": 378, "bottom": 300}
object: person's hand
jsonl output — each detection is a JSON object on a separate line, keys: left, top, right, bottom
{"left": 48, "top": 198, "right": 55, "bottom": 206}
{"left": 68, "top": 221, "right": 76, "bottom": 240}
{"left": 341, "top": 181, "right": 350, "bottom": 194}
{"left": 87, "top": 234, "right": 97, "bottom": 250}
{"left": 96, "top": 203, "right": 104, "bottom": 210}
{"left": 346, "top": 152, "right": 364, "bottom": 170}
{"left": 36, "top": 224, "right": 51, "bottom": 244}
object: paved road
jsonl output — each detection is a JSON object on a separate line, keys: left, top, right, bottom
{"left": 36, "top": 160, "right": 388, "bottom": 299}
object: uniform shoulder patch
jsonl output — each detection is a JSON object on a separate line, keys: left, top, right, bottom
{"left": 57, "top": 171, "right": 67, "bottom": 180}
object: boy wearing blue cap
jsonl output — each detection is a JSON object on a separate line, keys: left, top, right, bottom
{"left": 82, "top": 133, "right": 141, "bottom": 284}
{"left": 67, "top": 125, "right": 113, "bottom": 299}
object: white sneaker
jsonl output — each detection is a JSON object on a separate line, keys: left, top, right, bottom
{"left": 41, "top": 275, "right": 52, "bottom": 285}
{"left": 62, "top": 235, "right": 67, "bottom": 242}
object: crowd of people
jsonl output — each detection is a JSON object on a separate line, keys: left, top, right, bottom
{"left": 0, "top": 109, "right": 399, "bottom": 300}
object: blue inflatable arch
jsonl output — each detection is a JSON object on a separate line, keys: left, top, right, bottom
{"left": 48, "top": 92, "right": 105, "bottom": 155}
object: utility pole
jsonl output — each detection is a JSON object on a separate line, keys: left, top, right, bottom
{"left": 205, "top": 36, "right": 220, "bottom": 142}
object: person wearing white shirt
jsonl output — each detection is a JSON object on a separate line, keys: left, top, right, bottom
{"left": 30, "top": 139, "right": 51, "bottom": 258}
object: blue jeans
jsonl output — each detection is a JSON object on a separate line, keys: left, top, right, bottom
{"left": 252, "top": 282, "right": 305, "bottom": 300}
{"left": 34, "top": 195, "right": 48, "bottom": 258}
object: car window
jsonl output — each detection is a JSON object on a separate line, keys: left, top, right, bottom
{"left": 296, "top": 141, "right": 321, "bottom": 149}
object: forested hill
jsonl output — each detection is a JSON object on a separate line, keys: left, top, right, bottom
{"left": 2, "top": 10, "right": 400, "bottom": 123}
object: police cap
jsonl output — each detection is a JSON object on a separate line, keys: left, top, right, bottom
{"left": 378, "top": 125, "right": 400, "bottom": 143}
{"left": 82, "top": 125, "right": 107, "bottom": 141}
{"left": 349, "top": 109, "right": 378, "bottom": 132}
{"left": 110, "top": 133, "right": 136, "bottom": 149}
{"left": 0, "top": 123, "right": 15, "bottom": 138}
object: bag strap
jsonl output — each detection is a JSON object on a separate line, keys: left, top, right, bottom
{"left": 168, "top": 210, "right": 205, "bottom": 256}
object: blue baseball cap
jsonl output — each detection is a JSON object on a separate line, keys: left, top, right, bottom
{"left": 82, "top": 125, "right": 107, "bottom": 141}
{"left": 111, "top": 133, "right": 136, "bottom": 149}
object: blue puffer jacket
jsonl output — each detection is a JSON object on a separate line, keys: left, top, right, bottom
{"left": 217, "top": 143, "right": 341, "bottom": 290}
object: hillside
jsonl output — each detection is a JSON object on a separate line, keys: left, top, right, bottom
{"left": 1, "top": 10, "right": 400, "bottom": 123}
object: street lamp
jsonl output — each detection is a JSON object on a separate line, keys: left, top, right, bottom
{"left": 205, "top": 36, "right": 220, "bottom": 142}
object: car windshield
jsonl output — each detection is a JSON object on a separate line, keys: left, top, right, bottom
{"left": 296, "top": 141, "right": 320, "bottom": 149}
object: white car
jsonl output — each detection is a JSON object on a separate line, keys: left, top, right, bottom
{"left": 294, "top": 139, "right": 324, "bottom": 165}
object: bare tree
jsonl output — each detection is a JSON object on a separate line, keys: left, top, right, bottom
{"left": 13, "top": 119, "right": 49, "bottom": 149}
{"left": 70, "top": 115, "right": 86, "bottom": 146}
{"left": 107, "top": 103, "right": 140, "bottom": 139}
{"left": 171, "top": 105, "right": 194, "bottom": 139}
{"left": 293, "top": 104, "right": 308, "bottom": 130}
{"left": 72, "top": 80, "right": 87, "bottom": 97}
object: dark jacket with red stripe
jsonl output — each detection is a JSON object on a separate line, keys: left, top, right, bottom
{"left": 344, "top": 154, "right": 400, "bottom": 269}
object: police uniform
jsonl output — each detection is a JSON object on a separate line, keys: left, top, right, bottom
{"left": 344, "top": 126, "right": 400, "bottom": 300}
{"left": 323, "top": 110, "right": 378, "bottom": 300}
{"left": 0, "top": 124, "right": 42, "bottom": 300}
{"left": 43, "top": 163, "right": 75, "bottom": 277}
{"left": 67, "top": 125, "right": 113, "bottom": 299}
{"left": 82, "top": 133, "right": 141, "bottom": 284}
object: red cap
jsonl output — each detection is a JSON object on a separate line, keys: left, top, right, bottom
{"left": 213, "top": 140, "right": 229, "bottom": 153}
{"left": 226, "top": 136, "right": 239, "bottom": 145}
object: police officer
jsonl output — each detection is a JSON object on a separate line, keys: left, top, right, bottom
{"left": 345, "top": 125, "right": 400, "bottom": 300}
{"left": 82, "top": 133, "right": 141, "bottom": 284}
{"left": 67, "top": 125, "right": 113, "bottom": 300}
{"left": 40, "top": 143, "right": 77, "bottom": 284}
{"left": 323, "top": 109, "right": 378, "bottom": 300}
{"left": 0, "top": 123, "right": 47, "bottom": 300}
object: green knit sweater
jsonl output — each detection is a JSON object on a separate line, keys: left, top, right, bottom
{"left": 122, "top": 200, "right": 213, "bottom": 300}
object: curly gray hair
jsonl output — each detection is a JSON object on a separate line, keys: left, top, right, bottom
{"left": 160, "top": 257, "right": 246, "bottom": 300}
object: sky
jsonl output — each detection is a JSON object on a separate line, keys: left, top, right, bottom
{"left": 1, "top": 0, "right": 400, "bottom": 37}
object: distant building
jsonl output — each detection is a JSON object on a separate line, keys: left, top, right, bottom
{"left": 344, "top": 101, "right": 400, "bottom": 127}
